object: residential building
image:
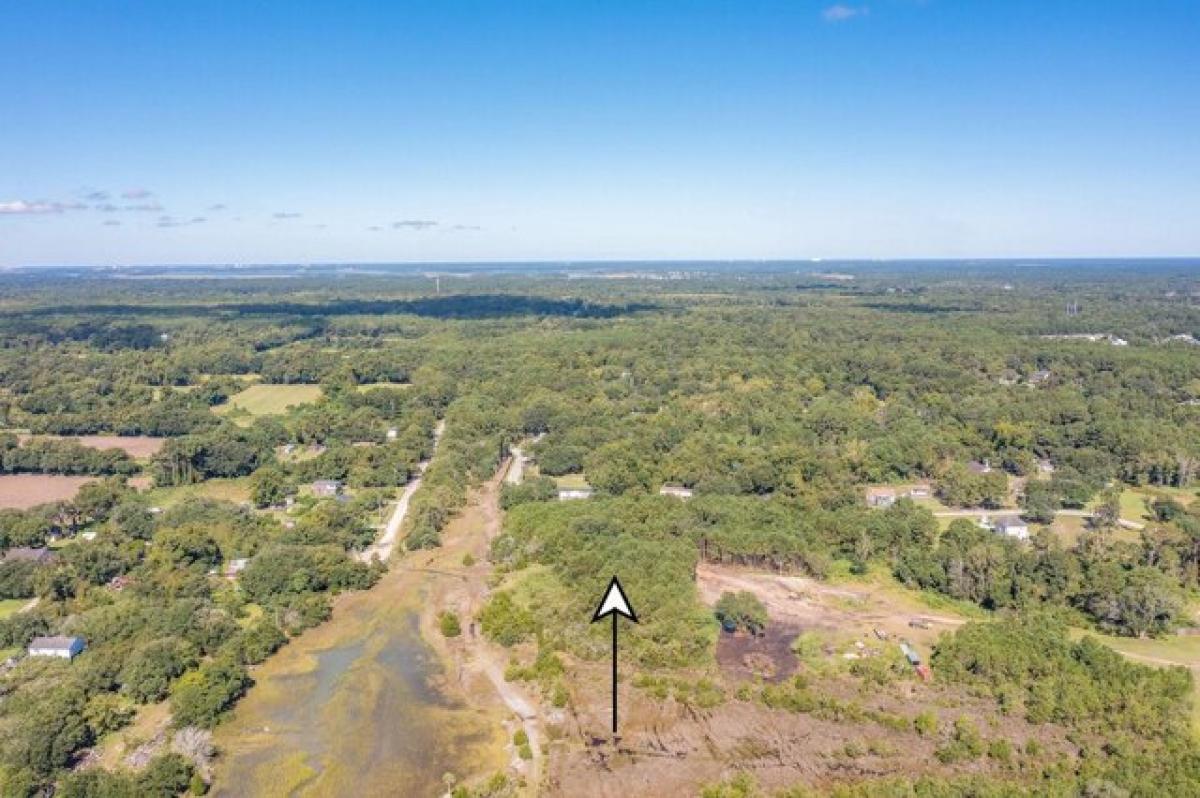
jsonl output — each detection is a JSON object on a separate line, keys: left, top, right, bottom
{"left": 994, "top": 516, "right": 1030, "bottom": 540}
{"left": 659, "top": 484, "right": 694, "bottom": 499}
{"left": 28, "top": 636, "right": 86, "bottom": 660}
{"left": 3, "top": 547, "right": 55, "bottom": 565}
{"left": 312, "top": 479, "right": 342, "bottom": 498}
{"left": 557, "top": 488, "right": 594, "bottom": 501}
{"left": 224, "top": 558, "right": 250, "bottom": 579}
{"left": 865, "top": 487, "right": 896, "bottom": 508}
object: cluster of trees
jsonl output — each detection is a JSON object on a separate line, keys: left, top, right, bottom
{"left": 932, "top": 612, "right": 1200, "bottom": 791}
{"left": 0, "top": 475, "right": 384, "bottom": 791}
{"left": 0, "top": 435, "right": 137, "bottom": 476}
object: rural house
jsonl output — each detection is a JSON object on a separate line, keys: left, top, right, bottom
{"left": 3, "top": 547, "right": 55, "bottom": 565}
{"left": 865, "top": 487, "right": 896, "bottom": 508}
{"left": 224, "top": 558, "right": 250, "bottom": 579}
{"left": 28, "top": 636, "right": 86, "bottom": 660}
{"left": 906, "top": 483, "right": 931, "bottom": 499}
{"left": 659, "top": 484, "right": 694, "bottom": 499}
{"left": 312, "top": 479, "right": 342, "bottom": 498}
{"left": 994, "top": 516, "right": 1030, "bottom": 540}
{"left": 558, "top": 487, "right": 594, "bottom": 501}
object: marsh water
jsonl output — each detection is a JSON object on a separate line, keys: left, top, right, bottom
{"left": 211, "top": 569, "right": 501, "bottom": 797}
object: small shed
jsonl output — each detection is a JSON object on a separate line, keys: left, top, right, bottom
{"left": 28, "top": 636, "right": 86, "bottom": 660}
{"left": 659, "top": 484, "right": 694, "bottom": 500}
{"left": 865, "top": 487, "right": 897, "bottom": 508}
{"left": 224, "top": 558, "right": 250, "bottom": 579}
{"left": 312, "top": 479, "right": 342, "bottom": 498}
{"left": 557, "top": 488, "right": 594, "bottom": 501}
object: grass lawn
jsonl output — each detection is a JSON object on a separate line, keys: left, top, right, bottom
{"left": 238, "top": 603, "right": 266, "bottom": 629}
{"left": 912, "top": 495, "right": 952, "bottom": 513}
{"left": 0, "top": 599, "right": 28, "bottom": 620}
{"left": 1046, "top": 515, "right": 1140, "bottom": 546}
{"left": 213, "top": 384, "right": 322, "bottom": 424}
{"left": 142, "top": 477, "right": 252, "bottom": 509}
{"left": 1086, "top": 486, "right": 1200, "bottom": 525}
{"left": 355, "top": 382, "right": 411, "bottom": 392}
{"left": 554, "top": 473, "right": 590, "bottom": 490}
{"left": 91, "top": 700, "right": 172, "bottom": 771}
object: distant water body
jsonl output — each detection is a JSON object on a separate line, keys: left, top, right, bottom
{"left": 6, "top": 257, "right": 1200, "bottom": 281}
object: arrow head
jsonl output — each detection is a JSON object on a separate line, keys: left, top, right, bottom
{"left": 591, "top": 576, "right": 638, "bottom": 623}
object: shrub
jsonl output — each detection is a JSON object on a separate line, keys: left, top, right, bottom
{"left": 439, "top": 611, "right": 462, "bottom": 637}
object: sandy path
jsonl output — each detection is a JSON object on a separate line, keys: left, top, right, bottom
{"left": 505, "top": 446, "right": 525, "bottom": 485}
{"left": 357, "top": 420, "right": 445, "bottom": 563}
{"left": 470, "top": 459, "right": 544, "bottom": 789}
{"left": 409, "top": 453, "right": 544, "bottom": 793}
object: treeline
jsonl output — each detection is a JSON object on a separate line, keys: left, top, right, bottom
{"left": 0, "top": 435, "right": 137, "bottom": 476}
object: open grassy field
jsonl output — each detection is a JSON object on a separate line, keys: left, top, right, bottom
{"left": 213, "top": 384, "right": 322, "bottom": 423}
{"left": 0, "top": 599, "right": 29, "bottom": 620}
{"left": 141, "top": 477, "right": 252, "bottom": 509}
{"left": 355, "top": 382, "right": 411, "bottom": 392}
{"left": 1087, "top": 486, "right": 1199, "bottom": 525}
{"left": 90, "top": 700, "right": 172, "bottom": 772}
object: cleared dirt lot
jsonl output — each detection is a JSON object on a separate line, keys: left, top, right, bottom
{"left": 0, "top": 474, "right": 95, "bottom": 509}
{"left": 696, "top": 562, "right": 966, "bottom": 651}
{"left": 17, "top": 434, "right": 166, "bottom": 458}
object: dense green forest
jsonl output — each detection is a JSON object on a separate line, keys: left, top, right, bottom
{"left": 0, "top": 262, "right": 1197, "bottom": 794}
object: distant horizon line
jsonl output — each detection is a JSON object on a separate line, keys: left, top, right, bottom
{"left": 6, "top": 255, "right": 1200, "bottom": 271}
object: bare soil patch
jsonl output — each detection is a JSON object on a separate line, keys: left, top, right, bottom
{"left": 0, "top": 474, "right": 95, "bottom": 509}
{"left": 696, "top": 563, "right": 965, "bottom": 650}
{"left": 17, "top": 434, "right": 166, "bottom": 458}
{"left": 716, "top": 625, "right": 799, "bottom": 684}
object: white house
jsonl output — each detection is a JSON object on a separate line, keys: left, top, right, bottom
{"left": 994, "top": 516, "right": 1030, "bottom": 540}
{"left": 224, "top": 558, "right": 250, "bottom": 579}
{"left": 659, "top": 484, "right": 694, "bottom": 499}
{"left": 558, "top": 488, "right": 594, "bottom": 501}
{"left": 386, "top": 428, "right": 398, "bottom": 440}
{"left": 28, "top": 636, "right": 86, "bottom": 660}
{"left": 865, "top": 487, "right": 896, "bottom": 508}
{"left": 312, "top": 479, "right": 342, "bottom": 498}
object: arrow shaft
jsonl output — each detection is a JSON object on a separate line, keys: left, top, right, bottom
{"left": 611, "top": 613, "right": 618, "bottom": 733}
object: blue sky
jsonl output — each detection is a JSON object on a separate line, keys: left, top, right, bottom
{"left": 2, "top": 1, "right": 1198, "bottom": 266}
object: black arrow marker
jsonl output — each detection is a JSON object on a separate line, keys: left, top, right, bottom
{"left": 590, "top": 575, "right": 638, "bottom": 734}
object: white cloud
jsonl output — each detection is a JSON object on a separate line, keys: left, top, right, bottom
{"left": 0, "top": 199, "right": 85, "bottom": 214}
{"left": 823, "top": 4, "right": 868, "bottom": 22}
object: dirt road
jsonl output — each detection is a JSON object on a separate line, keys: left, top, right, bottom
{"left": 505, "top": 446, "right": 526, "bottom": 485}
{"left": 932, "top": 508, "right": 1146, "bottom": 530}
{"left": 357, "top": 420, "right": 445, "bottom": 564}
